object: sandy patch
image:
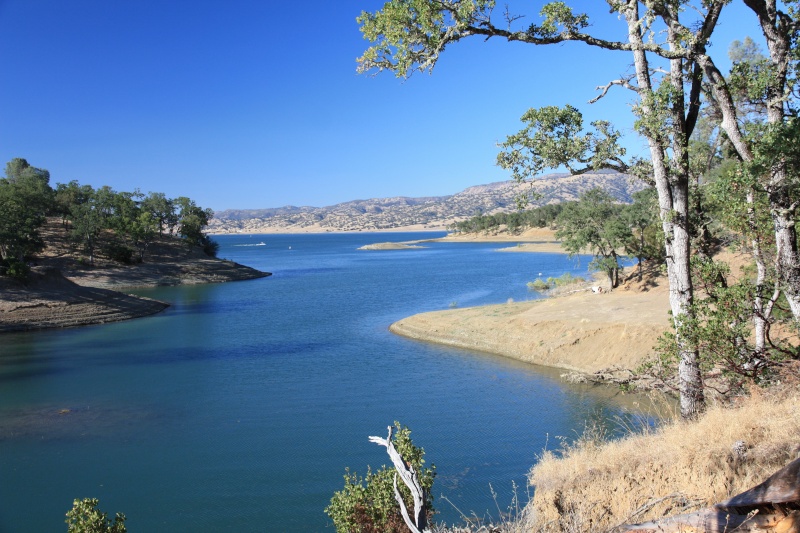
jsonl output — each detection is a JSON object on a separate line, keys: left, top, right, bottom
{"left": 438, "top": 227, "right": 560, "bottom": 242}
{"left": 495, "top": 242, "right": 566, "bottom": 254}
{"left": 357, "top": 242, "right": 426, "bottom": 251}
{"left": 390, "top": 273, "right": 671, "bottom": 375}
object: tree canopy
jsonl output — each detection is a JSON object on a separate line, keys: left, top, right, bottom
{"left": 0, "top": 158, "right": 219, "bottom": 277}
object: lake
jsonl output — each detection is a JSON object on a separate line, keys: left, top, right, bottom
{"left": 0, "top": 232, "right": 651, "bottom": 531}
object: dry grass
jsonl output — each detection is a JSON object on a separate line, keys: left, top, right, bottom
{"left": 521, "top": 384, "right": 800, "bottom": 532}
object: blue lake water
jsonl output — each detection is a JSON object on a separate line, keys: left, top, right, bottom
{"left": 0, "top": 233, "right": 651, "bottom": 531}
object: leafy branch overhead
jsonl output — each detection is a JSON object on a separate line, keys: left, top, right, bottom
{"left": 497, "top": 105, "right": 629, "bottom": 183}
{"left": 357, "top": 0, "right": 701, "bottom": 79}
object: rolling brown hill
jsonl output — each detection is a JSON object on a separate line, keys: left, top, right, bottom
{"left": 209, "top": 170, "right": 644, "bottom": 234}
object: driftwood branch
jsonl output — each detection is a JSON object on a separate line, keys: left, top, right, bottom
{"left": 369, "top": 426, "right": 429, "bottom": 533}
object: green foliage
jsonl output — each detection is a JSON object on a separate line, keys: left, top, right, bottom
{"left": 65, "top": 498, "right": 126, "bottom": 533}
{"left": 529, "top": 2, "right": 589, "bottom": 39}
{"left": 497, "top": 105, "right": 627, "bottom": 189}
{"left": 555, "top": 188, "right": 629, "bottom": 288}
{"left": 528, "top": 272, "right": 585, "bottom": 292}
{"left": 326, "top": 422, "right": 435, "bottom": 533}
{"left": 357, "top": 0, "right": 494, "bottom": 77}
{"left": 175, "top": 196, "right": 218, "bottom": 256}
{"left": 527, "top": 278, "right": 550, "bottom": 291}
{"left": 0, "top": 158, "right": 54, "bottom": 275}
{"left": 1, "top": 258, "right": 31, "bottom": 280}
{"left": 101, "top": 242, "right": 136, "bottom": 265}
{"left": 450, "top": 203, "right": 564, "bottom": 234}
{"left": 649, "top": 257, "right": 797, "bottom": 396}
{"left": 548, "top": 272, "right": 585, "bottom": 287}
{"left": 622, "top": 188, "right": 664, "bottom": 278}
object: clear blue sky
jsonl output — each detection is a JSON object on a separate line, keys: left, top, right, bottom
{"left": 0, "top": 1, "right": 758, "bottom": 212}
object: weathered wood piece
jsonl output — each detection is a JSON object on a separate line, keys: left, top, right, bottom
{"left": 368, "top": 426, "right": 430, "bottom": 533}
{"left": 621, "top": 457, "right": 800, "bottom": 532}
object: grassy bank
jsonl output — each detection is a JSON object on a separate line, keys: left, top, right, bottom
{"left": 513, "top": 381, "right": 800, "bottom": 531}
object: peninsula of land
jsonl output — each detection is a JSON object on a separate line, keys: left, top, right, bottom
{"left": 356, "top": 226, "right": 674, "bottom": 381}
{"left": 0, "top": 221, "right": 269, "bottom": 333}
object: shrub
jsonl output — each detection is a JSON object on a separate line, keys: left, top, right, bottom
{"left": 326, "top": 422, "right": 435, "bottom": 533}
{"left": 101, "top": 243, "right": 135, "bottom": 264}
{"left": 65, "top": 498, "right": 126, "bottom": 533}
{"left": 202, "top": 236, "right": 219, "bottom": 257}
{"left": 527, "top": 278, "right": 550, "bottom": 291}
{"left": 547, "top": 272, "right": 585, "bottom": 287}
{"left": 1, "top": 258, "right": 30, "bottom": 280}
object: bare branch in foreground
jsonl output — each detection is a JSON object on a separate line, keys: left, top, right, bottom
{"left": 369, "top": 425, "right": 430, "bottom": 533}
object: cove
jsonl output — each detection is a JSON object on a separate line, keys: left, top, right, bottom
{"left": 0, "top": 232, "right": 652, "bottom": 531}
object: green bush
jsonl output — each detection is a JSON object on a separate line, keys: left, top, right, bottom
{"left": 102, "top": 243, "right": 136, "bottom": 264}
{"left": 1, "top": 258, "right": 30, "bottom": 280}
{"left": 65, "top": 498, "right": 126, "bottom": 533}
{"left": 547, "top": 272, "right": 585, "bottom": 287}
{"left": 326, "top": 422, "right": 435, "bottom": 533}
{"left": 202, "top": 236, "right": 220, "bottom": 257}
{"left": 527, "top": 278, "right": 550, "bottom": 291}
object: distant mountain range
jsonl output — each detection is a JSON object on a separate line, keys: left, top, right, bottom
{"left": 208, "top": 170, "right": 645, "bottom": 234}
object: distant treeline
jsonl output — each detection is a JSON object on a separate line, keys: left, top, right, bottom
{"left": 451, "top": 188, "right": 665, "bottom": 289}
{"left": 0, "top": 157, "right": 217, "bottom": 279}
{"left": 449, "top": 203, "right": 565, "bottom": 234}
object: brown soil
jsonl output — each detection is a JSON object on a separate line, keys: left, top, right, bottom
{"left": 390, "top": 264, "right": 671, "bottom": 378}
{"left": 0, "top": 219, "right": 269, "bottom": 333}
{"left": 0, "top": 268, "right": 169, "bottom": 333}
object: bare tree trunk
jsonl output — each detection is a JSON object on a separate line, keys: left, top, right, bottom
{"left": 747, "top": 189, "right": 771, "bottom": 356}
{"left": 625, "top": 2, "right": 704, "bottom": 418}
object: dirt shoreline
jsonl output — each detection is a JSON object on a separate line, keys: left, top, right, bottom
{"left": 390, "top": 262, "right": 672, "bottom": 381}
{"left": 1, "top": 222, "right": 270, "bottom": 333}
{"left": 0, "top": 261, "right": 269, "bottom": 333}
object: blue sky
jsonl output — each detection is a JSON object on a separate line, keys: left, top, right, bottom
{"left": 0, "top": 1, "right": 759, "bottom": 212}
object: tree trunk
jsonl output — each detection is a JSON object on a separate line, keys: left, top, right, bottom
{"left": 747, "top": 189, "right": 770, "bottom": 356}
{"left": 705, "top": 1, "right": 800, "bottom": 320}
{"left": 625, "top": 2, "right": 704, "bottom": 418}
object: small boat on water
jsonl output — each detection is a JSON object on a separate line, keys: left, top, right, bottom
{"left": 256, "top": 242, "right": 266, "bottom": 246}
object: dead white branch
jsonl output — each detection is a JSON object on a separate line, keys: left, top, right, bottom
{"left": 369, "top": 426, "right": 429, "bottom": 533}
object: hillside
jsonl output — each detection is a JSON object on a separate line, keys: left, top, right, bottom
{"left": 209, "top": 170, "right": 644, "bottom": 234}
{"left": 0, "top": 219, "right": 269, "bottom": 332}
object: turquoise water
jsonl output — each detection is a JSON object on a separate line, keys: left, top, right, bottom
{"left": 0, "top": 233, "right": 649, "bottom": 531}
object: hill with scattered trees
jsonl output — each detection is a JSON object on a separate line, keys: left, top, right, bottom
{"left": 0, "top": 158, "right": 268, "bottom": 332}
{"left": 208, "top": 170, "right": 644, "bottom": 233}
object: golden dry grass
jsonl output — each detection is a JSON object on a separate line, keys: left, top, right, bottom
{"left": 520, "top": 383, "right": 800, "bottom": 532}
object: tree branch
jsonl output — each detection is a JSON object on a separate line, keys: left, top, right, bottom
{"left": 589, "top": 76, "right": 638, "bottom": 104}
{"left": 369, "top": 426, "right": 429, "bottom": 533}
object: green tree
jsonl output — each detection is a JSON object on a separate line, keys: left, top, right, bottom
{"left": 0, "top": 158, "right": 54, "bottom": 278}
{"left": 141, "top": 192, "right": 177, "bottom": 236}
{"left": 68, "top": 186, "right": 103, "bottom": 266}
{"left": 175, "top": 196, "right": 218, "bottom": 256}
{"left": 65, "top": 498, "right": 126, "bottom": 533}
{"left": 54, "top": 180, "right": 93, "bottom": 228}
{"left": 555, "top": 188, "right": 629, "bottom": 288}
{"left": 622, "top": 188, "right": 663, "bottom": 281}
